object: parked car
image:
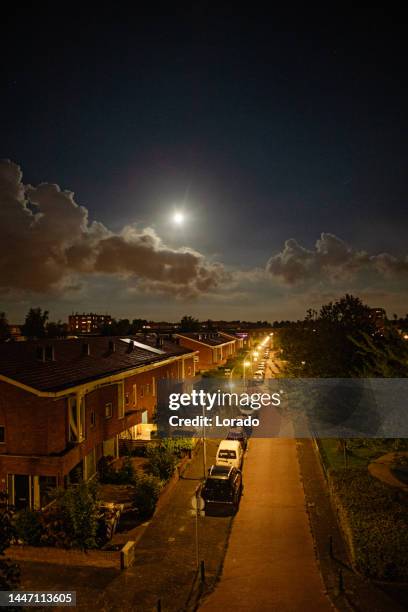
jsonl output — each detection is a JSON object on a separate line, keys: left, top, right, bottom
{"left": 201, "top": 465, "right": 243, "bottom": 515}
{"left": 226, "top": 427, "right": 248, "bottom": 450}
{"left": 216, "top": 439, "right": 243, "bottom": 469}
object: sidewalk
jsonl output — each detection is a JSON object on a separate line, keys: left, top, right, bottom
{"left": 20, "top": 439, "right": 232, "bottom": 612}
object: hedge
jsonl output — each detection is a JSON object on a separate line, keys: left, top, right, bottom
{"left": 329, "top": 467, "right": 408, "bottom": 581}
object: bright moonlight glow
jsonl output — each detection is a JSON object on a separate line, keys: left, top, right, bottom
{"left": 173, "top": 211, "right": 185, "bottom": 225}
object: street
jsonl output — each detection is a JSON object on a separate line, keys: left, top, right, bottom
{"left": 200, "top": 346, "right": 332, "bottom": 611}
{"left": 200, "top": 435, "right": 332, "bottom": 611}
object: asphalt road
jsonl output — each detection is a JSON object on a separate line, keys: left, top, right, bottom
{"left": 200, "top": 436, "right": 333, "bottom": 612}
{"left": 200, "top": 349, "right": 333, "bottom": 612}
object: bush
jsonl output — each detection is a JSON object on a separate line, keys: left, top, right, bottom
{"left": 0, "top": 492, "right": 20, "bottom": 589}
{"left": 99, "top": 456, "right": 135, "bottom": 485}
{"left": 170, "top": 437, "right": 194, "bottom": 457}
{"left": 14, "top": 510, "right": 44, "bottom": 546}
{"left": 47, "top": 480, "right": 99, "bottom": 550}
{"left": 330, "top": 468, "right": 408, "bottom": 581}
{"left": 146, "top": 444, "right": 176, "bottom": 481}
{"left": 133, "top": 474, "right": 162, "bottom": 520}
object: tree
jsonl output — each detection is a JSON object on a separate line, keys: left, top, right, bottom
{"left": 279, "top": 294, "right": 379, "bottom": 377}
{"left": 179, "top": 315, "right": 200, "bottom": 332}
{"left": 129, "top": 318, "right": 147, "bottom": 333}
{"left": 0, "top": 312, "right": 10, "bottom": 342}
{"left": 352, "top": 331, "right": 408, "bottom": 377}
{"left": 46, "top": 320, "right": 68, "bottom": 338}
{"left": 22, "top": 308, "right": 49, "bottom": 339}
{"left": 0, "top": 492, "right": 20, "bottom": 589}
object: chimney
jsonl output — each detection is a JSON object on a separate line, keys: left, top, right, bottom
{"left": 36, "top": 346, "right": 46, "bottom": 362}
{"left": 109, "top": 340, "right": 116, "bottom": 353}
{"left": 82, "top": 342, "right": 90, "bottom": 356}
{"left": 45, "top": 345, "right": 55, "bottom": 361}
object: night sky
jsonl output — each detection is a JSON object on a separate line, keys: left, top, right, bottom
{"left": 1, "top": 8, "right": 407, "bottom": 322}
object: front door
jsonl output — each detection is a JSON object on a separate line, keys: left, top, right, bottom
{"left": 14, "top": 475, "right": 30, "bottom": 510}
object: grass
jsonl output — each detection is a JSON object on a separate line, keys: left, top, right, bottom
{"left": 319, "top": 439, "right": 407, "bottom": 471}
{"left": 318, "top": 438, "right": 408, "bottom": 581}
{"left": 330, "top": 468, "right": 408, "bottom": 581}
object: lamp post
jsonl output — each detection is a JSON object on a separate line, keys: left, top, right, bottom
{"left": 243, "top": 360, "right": 251, "bottom": 387}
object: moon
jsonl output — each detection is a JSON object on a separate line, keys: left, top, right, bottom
{"left": 173, "top": 211, "right": 185, "bottom": 225}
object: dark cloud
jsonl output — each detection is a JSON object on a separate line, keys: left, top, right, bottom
{"left": 0, "top": 160, "right": 227, "bottom": 296}
{"left": 266, "top": 233, "right": 408, "bottom": 285}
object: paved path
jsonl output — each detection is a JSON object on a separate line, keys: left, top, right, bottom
{"left": 200, "top": 434, "right": 333, "bottom": 611}
{"left": 368, "top": 452, "right": 408, "bottom": 491}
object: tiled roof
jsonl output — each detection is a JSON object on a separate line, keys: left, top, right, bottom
{"left": 176, "top": 332, "right": 235, "bottom": 347}
{"left": 0, "top": 335, "right": 193, "bottom": 393}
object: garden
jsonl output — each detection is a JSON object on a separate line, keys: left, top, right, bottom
{"left": 318, "top": 438, "right": 408, "bottom": 582}
{"left": 11, "top": 438, "right": 195, "bottom": 552}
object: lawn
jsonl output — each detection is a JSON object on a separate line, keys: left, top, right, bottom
{"left": 318, "top": 438, "right": 408, "bottom": 582}
{"left": 319, "top": 438, "right": 408, "bottom": 471}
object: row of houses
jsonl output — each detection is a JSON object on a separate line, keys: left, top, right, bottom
{"left": 0, "top": 331, "right": 243, "bottom": 510}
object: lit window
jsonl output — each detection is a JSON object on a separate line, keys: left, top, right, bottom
{"left": 105, "top": 403, "right": 113, "bottom": 419}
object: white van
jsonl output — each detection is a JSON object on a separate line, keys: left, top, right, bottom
{"left": 216, "top": 440, "right": 243, "bottom": 469}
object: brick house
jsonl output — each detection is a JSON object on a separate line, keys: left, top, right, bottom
{"left": 175, "top": 332, "right": 236, "bottom": 372}
{"left": 0, "top": 335, "right": 196, "bottom": 510}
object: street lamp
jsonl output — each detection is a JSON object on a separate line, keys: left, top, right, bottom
{"left": 243, "top": 360, "right": 251, "bottom": 386}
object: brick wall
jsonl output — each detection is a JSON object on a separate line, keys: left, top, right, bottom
{"left": 0, "top": 355, "right": 196, "bottom": 493}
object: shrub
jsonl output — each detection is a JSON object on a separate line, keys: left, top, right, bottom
{"left": 146, "top": 444, "right": 176, "bottom": 481}
{"left": 0, "top": 492, "right": 20, "bottom": 589}
{"left": 49, "top": 480, "right": 99, "bottom": 550}
{"left": 14, "top": 510, "right": 44, "bottom": 546}
{"left": 133, "top": 475, "right": 162, "bottom": 520}
{"left": 99, "top": 456, "right": 135, "bottom": 485}
{"left": 171, "top": 437, "right": 194, "bottom": 457}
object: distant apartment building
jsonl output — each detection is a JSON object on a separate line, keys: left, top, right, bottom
{"left": 175, "top": 332, "right": 237, "bottom": 371}
{"left": 68, "top": 312, "right": 112, "bottom": 334}
{"left": 0, "top": 335, "right": 196, "bottom": 510}
{"left": 369, "top": 308, "right": 387, "bottom": 333}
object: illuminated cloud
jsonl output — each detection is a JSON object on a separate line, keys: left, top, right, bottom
{"left": 266, "top": 232, "right": 408, "bottom": 285}
{"left": 0, "top": 160, "right": 226, "bottom": 296}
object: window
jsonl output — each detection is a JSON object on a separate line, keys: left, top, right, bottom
{"left": 90, "top": 411, "right": 95, "bottom": 427}
{"left": 105, "top": 402, "right": 113, "bottom": 419}
{"left": 146, "top": 383, "right": 150, "bottom": 395}
{"left": 133, "top": 384, "right": 137, "bottom": 406}
{"left": 187, "top": 366, "right": 192, "bottom": 376}
{"left": 140, "top": 385, "right": 144, "bottom": 398}
{"left": 152, "top": 377, "right": 156, "bottom": 397}
{"left": 125, "top": 392, "right": 129, "bottom": 405}
{"left": 0, "top": 426, "right": 4, "bottom": 443}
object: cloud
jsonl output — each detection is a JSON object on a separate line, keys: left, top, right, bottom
{"left": 0, "top": 160, "right": 227, "bottom": 297}
{"left": 266, "top": 233, "right": 408, "bottom": 285}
